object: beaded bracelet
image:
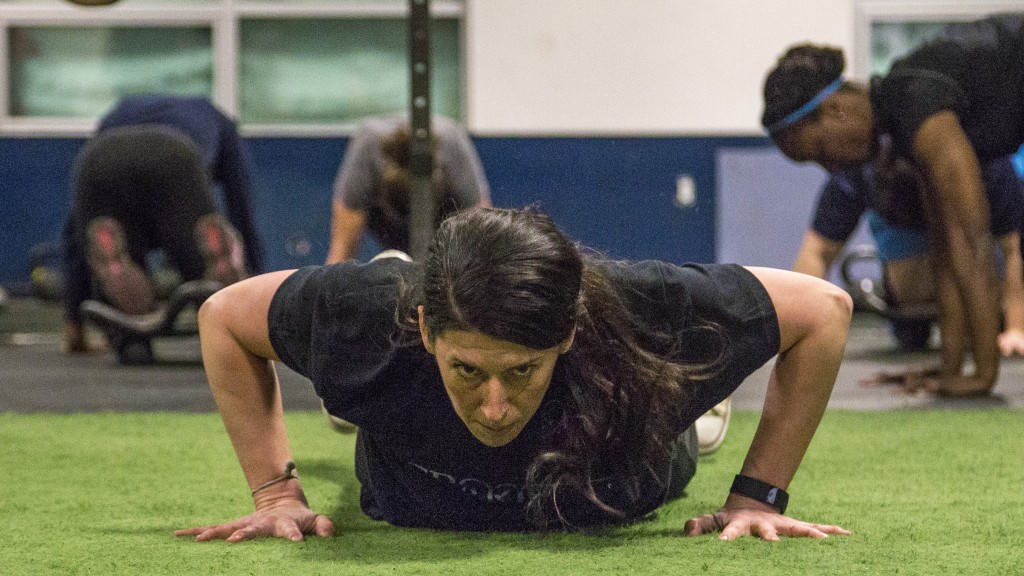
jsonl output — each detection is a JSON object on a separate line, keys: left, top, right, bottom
{"left": 251, "top": 461, "right": 298, "bottom": 496}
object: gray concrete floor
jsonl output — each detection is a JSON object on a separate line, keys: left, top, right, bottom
{"left": 731, "top": 312, "right": 1024, "bottom": 412}
{"left": 2, "top": 296, "right": 1022, "bottom": 413}
{"left": 0, "top": 296, "right": 322, "bottom": 412}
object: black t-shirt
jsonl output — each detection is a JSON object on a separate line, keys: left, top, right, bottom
{"left": 871, "top": 14, "right": 1024, "bottom": 160}
{"left": 268, "top": 258, "right": 780, "bottom": 531}
{"left": 813, "top": 167, "right": 872, "bottom": 242}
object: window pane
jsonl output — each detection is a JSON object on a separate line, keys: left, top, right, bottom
{"left": 0, "top": 0, "right": 219, "bottom": 3}
{"left": 239, "top": 17, "right": 461, "bottom": 124}
{"left": 8, "top": 26, "right": 213, "bottom": 118}
{"left": 240, "top": 0, "right": 410, "bottom": 3}
{"left": 870, "top": 21, "right": 945, "bottom": 76}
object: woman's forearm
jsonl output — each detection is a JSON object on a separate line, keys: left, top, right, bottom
{"left": 998, "top": 234, "right": 1024, "bottom": 332}
{"left": 197, "top": 271, "right": 303, "bottom": 502}
{"left": 914, "top": 112, "right": 1000, "bottom": 385}
{"left": 740, "top": 268, "right": 852, "bottom": 490}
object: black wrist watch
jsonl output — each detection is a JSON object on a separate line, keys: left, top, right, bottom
{"left": 729, "top": 474, "right": 789, "bottom": 514}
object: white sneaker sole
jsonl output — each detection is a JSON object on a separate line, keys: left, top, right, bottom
{"left": 696, "top": 397, "right": 731, "bottom": 456}
{"left": 371, "top": 249, "right": 413, "bottom": 262}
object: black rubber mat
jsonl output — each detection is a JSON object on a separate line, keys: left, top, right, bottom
{"left": 0, "top": 296, "right": 322, "bottom": 412}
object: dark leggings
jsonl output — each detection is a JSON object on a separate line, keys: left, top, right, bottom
{"left": 71, "top": 125, "right": 215, "bottom": 281}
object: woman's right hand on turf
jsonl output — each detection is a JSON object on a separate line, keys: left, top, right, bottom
{"left": 174, "top": 498, "right": 335, "bottom": 542}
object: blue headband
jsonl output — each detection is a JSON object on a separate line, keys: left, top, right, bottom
{"left": 766, "top": 76, "right": 844, "bottom": 134}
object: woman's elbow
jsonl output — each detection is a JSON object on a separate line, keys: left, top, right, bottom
{"left": 820, "top": 282, "right": 854, "bottom": 333}
{"left": 198, "top": 288, "right": 232, "bottom": 336}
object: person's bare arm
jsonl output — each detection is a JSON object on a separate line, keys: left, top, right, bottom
{"left": 997, "top": 232, "right": 1024, "bottom": 355}
{"left": 792, "top": 231, "right": 844, "bottom": 279}
{"left": 685, "top": 267, "right": 853, "bottom": 541}
{"left": 325, "top": 201, "right": 367, "bottom": 264}
{"left": 175, "top": 270, "right": 335, "bottom": 542}
{"left": 913, "top": 111, "right": 1000, "bottom": 393}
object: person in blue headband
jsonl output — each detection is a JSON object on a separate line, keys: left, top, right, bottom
{"left": 761, "top": 14, "right": 1024, "bottom": 398}
{"left": 764, "top": 76, "right": 845, "bottom": 136}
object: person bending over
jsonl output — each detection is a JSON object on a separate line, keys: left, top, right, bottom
{"left": 96, "top": 95, "right": 263, "bottom": 273}
{"left": 177, "top": 207, "right": 852, "bottom": 540}
{"left": 326, "top": 114, "right": 491, "bottom": 263}
{"left": 63, "top": 96, "right": 262, "bottom": 365}
{"left": 762, "top": 14, "right": 1024, "bottom": 396}
{"left": 794, "top": 153, "right": 1024, "bottom": 355}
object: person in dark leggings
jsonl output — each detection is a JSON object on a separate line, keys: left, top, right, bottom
{"left": 62, "top": 125, "right": 254, "bottom": 365}
{"left": 96, "top": 95, "right": 264, "bottom": 272}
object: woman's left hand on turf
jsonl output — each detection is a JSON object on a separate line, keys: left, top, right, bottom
{"left": 682, "top": 507, "right": 851, "bottom": 541}
{"left": 174, "top": 498, "right": 335, "bottom": 542}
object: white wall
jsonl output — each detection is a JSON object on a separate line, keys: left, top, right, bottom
{"left": 465, "top": 0, "right": 857, "bottom": 136}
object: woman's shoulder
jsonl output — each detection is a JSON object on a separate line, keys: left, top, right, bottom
{"left": 311, "top": 259, "right": 418, "bottom": 316}
{"left": 596, "top": 259, "right": 768, "bottom": 320}
{"left": 269, "top": 259, "right": 423, "bottom": 388}
{"left": 270, "top": 259, "right": 418, "bottom": 339}
{"left": 599, "top": 259, "right": 749, "bottom": 291}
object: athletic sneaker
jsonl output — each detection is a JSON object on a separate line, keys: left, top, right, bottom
{"left": 695, "top": 396, "right": 732, "bottom": 456}
{"left": 195, "top": 214, "right": 247, "bottom": 286}
{"left": 85, "top": 217, "right": 155, "bottom": 316}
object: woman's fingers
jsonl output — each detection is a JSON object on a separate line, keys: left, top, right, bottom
{"left": 313, "top": 514, "right": 337, "bottom": 537}
{"left": 682, "top": 513, "right": 717, "bottom": 536}
{"left": 685, "top": 509, "right": 852, "bottom": 541}
{"left": 177, "top": 508, "right": 336, "bottom": 543}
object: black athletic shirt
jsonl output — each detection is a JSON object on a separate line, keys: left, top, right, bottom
{"left": 871, "top": 14, "right": 1024, "bottom": 160}
{"left": 268, "top": 258, "right": 780, "bottom": 531}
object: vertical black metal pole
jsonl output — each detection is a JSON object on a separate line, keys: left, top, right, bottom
{"left": 407, "top": 0, "right": 434, "bottom": 261}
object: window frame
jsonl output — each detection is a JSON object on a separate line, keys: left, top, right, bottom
{"left": 0, "top": 0, "right": 465, "bottom": 136}
{"left": 853, "top": 0, "right": 1024, "bottom": 78}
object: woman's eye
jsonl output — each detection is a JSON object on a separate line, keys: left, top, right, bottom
{"left": 509, "top": 365, "right": 534, "bottom": 378}
{"left": 454, "top": 364, "right": 479, "bottom": 379}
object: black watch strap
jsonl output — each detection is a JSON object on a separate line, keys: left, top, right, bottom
{"left": 730, "top": 474, "right": 789, "bottom": 514}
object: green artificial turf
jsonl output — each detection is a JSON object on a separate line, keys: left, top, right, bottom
{"left": 2, "top": 409, "right": 1023, "bottom": 575}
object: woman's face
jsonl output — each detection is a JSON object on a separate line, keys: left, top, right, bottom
{"left": 419, "top": 308, "right": 573, "bottom": 447}
{"left": 776, "top": 97, "right": 876, "bottom": 173}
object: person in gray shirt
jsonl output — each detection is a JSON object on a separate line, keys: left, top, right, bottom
{"left": 326, "top": 115, "right": 491, "bottom": 263}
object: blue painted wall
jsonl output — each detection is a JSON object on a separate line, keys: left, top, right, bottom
{"left": 0, "top": 137, "right": 86, "bottom": 288}
{"left": 0, "top": 135, "right": 767, "bottom": 287}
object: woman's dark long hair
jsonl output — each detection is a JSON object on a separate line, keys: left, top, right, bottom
{"left": 762, "top": 44, "right": 847, "bottom": 135}
{"left": 399, "top": 207, "right": 726, "bottom": 527}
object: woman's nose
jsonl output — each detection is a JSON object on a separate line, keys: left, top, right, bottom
{"left": 479, "top": 378, "right": 511, "bottom": 423}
